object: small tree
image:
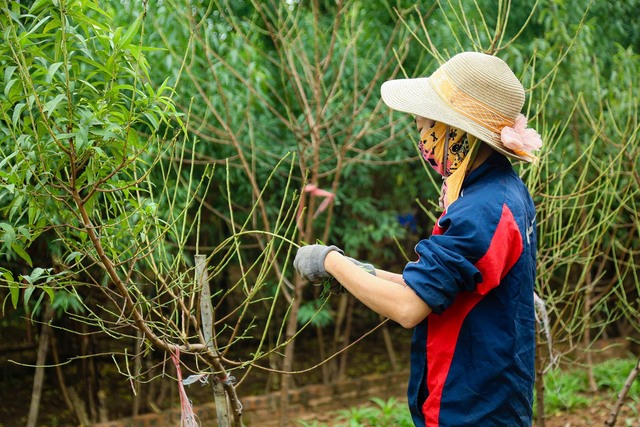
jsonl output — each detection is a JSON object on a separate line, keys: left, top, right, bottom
{"left": 147, "top": 1, "right": 427, "bottom": 423}
{"left": 0, "top": 1, "right": 307, "bottom": 425}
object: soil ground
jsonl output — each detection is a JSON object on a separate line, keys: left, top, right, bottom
{"left": 543, "top": 398, "right": 639, "bottom": 427}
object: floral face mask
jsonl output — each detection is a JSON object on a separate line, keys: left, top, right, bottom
{"left": 418, "top": 121, "right": 471, "bottom": 177}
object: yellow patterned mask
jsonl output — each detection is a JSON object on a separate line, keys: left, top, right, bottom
{"left": 418, "top": 122, "right": 480, "bottom": 209}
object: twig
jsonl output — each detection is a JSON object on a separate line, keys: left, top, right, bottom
{"left": 605, "top": 357, "right": 640, "bottom": 427}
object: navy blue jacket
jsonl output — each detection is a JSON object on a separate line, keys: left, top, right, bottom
{"left": 403, "top": 152, "right": 537, "bottom": 427}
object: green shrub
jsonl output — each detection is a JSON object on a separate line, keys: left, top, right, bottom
{"left": 297, "top": 397, "right": 413, "bottom": 427}
{"left": 540, "top": 367, "right": 591, "bottom": 414}
{"left": 535, "top": 357, "right": 640, "bottom": 417}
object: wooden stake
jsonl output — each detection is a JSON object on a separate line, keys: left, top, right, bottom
{"left": 196, "top": 254, "right": 232, "bottom": 427}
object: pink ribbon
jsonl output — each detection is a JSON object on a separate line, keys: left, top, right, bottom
{"left": 296, "top": 184, "right": 335, "bottom": 234}
{"left": 500, "top": 114, "right": 542, "bottom": 158}
{"left": 303, "top": 184, "right": 335, "bottom": 218}
{"left": 170, "top": 348, "right": 199, "bottom": 427}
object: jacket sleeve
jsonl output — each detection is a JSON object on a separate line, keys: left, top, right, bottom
{"left": 402, "top": 199, "right": 506, "bottom": 314}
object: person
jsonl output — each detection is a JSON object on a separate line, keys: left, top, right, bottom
{"left": 293, "top": 51, "right": 541, "bottom": 427}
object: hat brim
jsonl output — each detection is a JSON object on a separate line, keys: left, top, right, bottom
{"left": 381, "top": 78, "right": 531, "bottom": 162}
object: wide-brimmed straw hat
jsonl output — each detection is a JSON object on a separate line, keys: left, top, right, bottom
{"left": 381, "top": 52, "right": 534, "bottom": 162}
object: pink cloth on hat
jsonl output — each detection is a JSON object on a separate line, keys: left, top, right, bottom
{"left": 500, "top": 114, "right": 542, "bottom": 157}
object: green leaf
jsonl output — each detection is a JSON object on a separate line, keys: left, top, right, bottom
{"left": 76, "top": 124, "right": 89, "bottom": 151}
{"left": 3, "top": 66, "right": 17, "bottom": 84}
{"left": 43, "top": 94, "right": 66, "bottom": 117}
{"left": 64, "top": 251, "right": 83, "bottom": 264}
{"left": 9, "top": 280, "right": 20, "bottom": 309}
{"left": 12, "top": 102, "right": 25, "bottom": 126}
{"left": 0, "top": 150, "right": 19, "bottom": 174}
{"left": 24, "top": 285, "right": 36, "bottom": 305}
{"left": 31, "top": 292, "right": 46, "bottom": 316}
{"left": 46, "top": 62, "right": 64, "bottom": 84}
{"left": 42, "top": 286, "right": 55, "bottom": 304}
{"left": 24, "top": 15, "right": 52, "bottom": 39}
{"left": 9, "top": 195, "right": 23, "bottom": 220}
{"left": 83, "top": 2, "right": 111, "bottom": 20}
{"left": 17, "top": 226, "right": 32, "bottom": 241}
{"left": 43, "top": 18, "right": 62, "bottom": 36}
{"left": 15, "top": 134, "right": 31, "bottom": 149}
{"left": 30, "top": 267, "right": 46, "bottom": 282}
{"left": 3, "top": 79, "right": 19, "bottom": 98}
{"left": 0, "top": 223, "right": 16, "bottom": 245}
{"left": 2, "top": 27, "right": 12, "bottom": 44}
{"left": 127, "top": 127, "right": 139, "bottom": 147}
{"left": 29, "top": 0, "right": 50, "bottom": 14}
{"left": 117, "top": 13, "right": 143, "bottom": 49}
{"left": 143, "top": 111, "right": 158, "bottom": 129}
{"left": 28, "top": 205, "right": 40, "bottom": 225}
{"left": 11, "top": 243, "right": 33, "bottom": 267}
{"left": 75, "top": 56, "right": 112, "bottom": 76}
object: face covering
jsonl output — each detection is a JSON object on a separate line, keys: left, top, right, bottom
{"left": 417, "top": 121, "right": 480, "bottom": 209}
{"left": 418, "top": 121, "right": 469, "bottom": 176}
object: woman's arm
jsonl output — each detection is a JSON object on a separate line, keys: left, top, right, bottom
{"left": 373, "top": 268, "right": 405, "bottom": 285}
{"left": 324, "top": 251, "right": 431, "bottom": 328}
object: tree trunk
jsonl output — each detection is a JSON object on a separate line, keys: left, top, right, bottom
{"left": 26, "top": 303, "right": 55, "bottom": 427}
{"left": 98, "top": 389, "right": 108, "bottom": 423}
{"left": 146, "top": 356, "right": 163, "bottom": 413}
{"left": 316, "top": 324, "right": 330, "bottom": 384}
{"left": 50, "top": 332, "right": 78, "bottom": 423}
{"left": 337, "top": 297, "right": 355, "bottom": 380}
{"left": 380, "top": 317, "right": 398, "bottom": 371}
{"left": 81, "top": 327, "right": 98, "bottom": 422}
{"left": 68, "top": 387, "right": 91, "bottom": 426}
{"left": 329, "top": 293, "right": 349, "bottom": 381}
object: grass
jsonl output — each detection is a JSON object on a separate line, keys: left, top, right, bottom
{"left": 296, "top": 397, "right": 414, "bottom": 427}
{"left": 538, "top": 357, "right": 640, "bottom": 416}
{"left": 296, "top": 357, "right": 639, "bottom": 426}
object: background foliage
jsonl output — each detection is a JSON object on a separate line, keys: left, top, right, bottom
{"left": 0, "top": 0, "right": 638, "bottom": 425}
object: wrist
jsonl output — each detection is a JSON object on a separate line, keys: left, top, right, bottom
{"left": 324, "top": 249, "right": 342, "bottom": 274}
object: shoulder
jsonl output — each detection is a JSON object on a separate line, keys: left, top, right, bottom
{"left": 439, "top": 179, "right": 506, "bottom": 238}
{"left": 450, "top": 160, "right": 534, "bottom": 227}
{"left": 437, "top": 165, "right": 533, "bottom": 254}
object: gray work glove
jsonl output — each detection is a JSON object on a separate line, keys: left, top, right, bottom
{"left": 346, "top": 257, "right": 376, "bottom": 276}
{"left": 294, "top": 244, "right": 344, "bottom": 283}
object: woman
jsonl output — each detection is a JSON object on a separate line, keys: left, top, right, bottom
{"left": 294, "top": 51, "right": 541, "bottom": 427}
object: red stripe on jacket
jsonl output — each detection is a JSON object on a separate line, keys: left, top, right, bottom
{"left": 423, "top": 204, "right": 524, "bottom": 426}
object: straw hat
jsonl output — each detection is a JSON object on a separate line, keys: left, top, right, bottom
{"left": 381, "top": 52, "right": 532, "bottom": 162}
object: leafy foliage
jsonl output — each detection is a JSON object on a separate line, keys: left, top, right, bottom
{"left": 0, "top": 0, "right": 174, "bottom": 312}
{"left": 0, "top": 0, "right": 639, "bottom": 424}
